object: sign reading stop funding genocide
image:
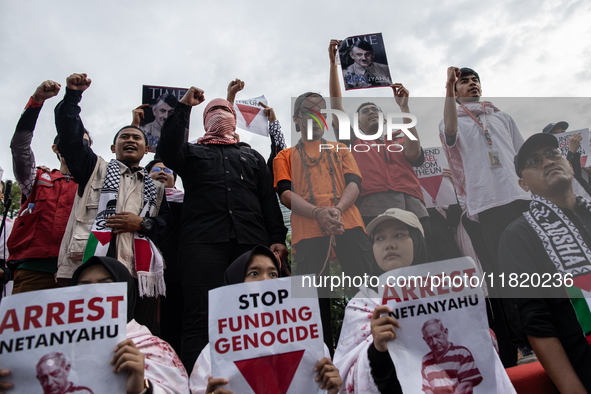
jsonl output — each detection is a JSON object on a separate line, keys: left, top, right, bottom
{"left": 0, "top": 283, "right": 127, "bottom": 393}
{"left": 378, "top": 258, "right": 516, "bottom": 394}
{"left": 209, "top": 276, "right": 325, "bottom": 394}
{"left": 552, "top": 128, "right": 590, "bottom": 168}
{"left": 413, "top": 146, "right": 457, "bottom": 208}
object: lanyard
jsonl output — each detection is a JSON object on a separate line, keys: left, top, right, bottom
{"left": 460, "top": 103, "right": 493, "bottom": 149}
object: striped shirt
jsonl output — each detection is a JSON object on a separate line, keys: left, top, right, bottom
{"left": 421, "top": 343, "right": 482, "bottom": 393}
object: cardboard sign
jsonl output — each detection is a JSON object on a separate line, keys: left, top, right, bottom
{"left": 413, "top": 147, "right": 457, "bottom": 208}
{"left": 0, "top": 283, "right": 127, "bottom": 393}
{"left": 338, "top": 33, "right": 392, "bottom": 91}
{"left": 378, "top": 258, "right": 516, "bottom": 393}
{"left": 553, "top": 128, "right": 590, "bottom": 168}
{"left": 141, "top": 85, "right": 189, "bottom": 152}
{"left": 209, "top": 276, "right": 325, "bottom": 394}
{"left": 235, "top": 96, "right": 269, "bottom": 137}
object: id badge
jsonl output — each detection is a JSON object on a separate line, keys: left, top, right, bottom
{"left": 488, "top": 150, "right": 503, "bottom": 167}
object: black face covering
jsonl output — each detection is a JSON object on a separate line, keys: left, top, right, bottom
{"left": 223, "top": 245, "right": 281, "bottom": 286}
{"left": 71, "top": 256, "right": 137, "bottom": 323}
{"left": 372, "top": 225, "right": 429, "bottom": 276}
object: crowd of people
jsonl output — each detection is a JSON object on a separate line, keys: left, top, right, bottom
{"left": 0, "top": 38, "right": 590, "bottom": 393}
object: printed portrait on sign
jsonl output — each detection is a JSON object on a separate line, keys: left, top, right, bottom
{"left": 338, "top": 33, "right": 392, "bottom": 91}
{"left": 36, "top": 352, "right": 94, "bottom": 394}
{"left": 141, "top": 85, "right": 189, "bottom": 152}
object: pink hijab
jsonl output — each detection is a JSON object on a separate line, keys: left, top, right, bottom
{"left": 197, "top": 98, "right": 237, "bottom": 145}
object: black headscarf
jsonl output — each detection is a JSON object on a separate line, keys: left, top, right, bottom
{"left": 223, "top": 245, "right": 281, "bottom": 285}
{"left": 71, "top": 256, "right": 137, "bottom": 323}
{"left": 371, "top": 225, "right": 429, "bottom": 276}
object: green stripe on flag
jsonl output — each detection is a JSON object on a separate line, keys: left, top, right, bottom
{"left": 567, "top": 285, "right": 591, "bottom": 335}
{"left": 83, "top": 232, "right": 99, "bottom": 263}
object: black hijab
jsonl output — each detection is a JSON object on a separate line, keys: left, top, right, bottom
{"left": 72, "top": 256, "right": 137, "bottom": 323}
{"left": 223, "top": 245, "right": 281, "bottom": 285}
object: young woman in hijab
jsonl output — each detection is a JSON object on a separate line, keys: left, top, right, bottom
{"left": 72, "top": 256, "right": 190, "bottom": 394}
{"left": 0, "top": 256, "right": 189, "bottom": 394}
{"left": 333, "top": 209, "right": 428, "bottom": 394}
{"left": 189, "top": 245, "right": 342, "bottom": 394}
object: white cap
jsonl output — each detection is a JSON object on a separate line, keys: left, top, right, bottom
{"left": 366, "top": 208, "right": 424, "bottom": 237}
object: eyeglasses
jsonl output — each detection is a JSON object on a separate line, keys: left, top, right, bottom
{"left": 151, "top": 166, "right": 173, "bottom": 174}
{"left": 525, "top": 148, "right": 563, "bottom": 168}
{"left": 360, "top": 106, "right": 382, "bottom": 116}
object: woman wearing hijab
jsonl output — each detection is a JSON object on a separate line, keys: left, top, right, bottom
{"left": 72, "top": 256, "right": 190, "bottom": 394}
{"left": 189, "top": 245, "right": 342, "bottom": 394}
{"left": 0, "top": 256, "right": 189, "bottom": 394}
{"left": 157, "top": 84, "right": 288, "bottom": 372}
{"left": 333, "top": 209, "right": 428, "bottom": 394}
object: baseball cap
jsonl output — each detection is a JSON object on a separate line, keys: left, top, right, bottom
{"left": 366, "top": 208, "right": 424, "bottom": 237}
{"left": 542, "top": 121, "right": 569, "bottom": 134}
{"left": 513, "top": 133, "right": 559, "bottom": 177}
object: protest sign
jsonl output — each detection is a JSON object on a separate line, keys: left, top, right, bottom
{"left": 141, "top": 85, "right": 189, "bottom": 152}
{"left": 0, "top": 283, "right": 127, "bottom": 393}
{"left": 379, "top": 258, "right": 516, "bottom": 394}
{"left": 413, "top": 147, "right": 457, "bottom": 208}
{"left": 553, "top": 128, "right": 590, "bottom": 168}
{"left": 209, "top": 276, "right": 325, "bottom": 394}
{"left": 235, "top": 96, "right": 269, "bottom": 137}
{"left": 338, "top": 33, "right": 392, "bottom": 91}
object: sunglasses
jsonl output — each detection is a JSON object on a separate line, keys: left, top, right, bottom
{"left": 151, "top": 166, "right": 173, "bottom": 174}
{"left": 525, "top": 148, "right": 563, "bottom": 169}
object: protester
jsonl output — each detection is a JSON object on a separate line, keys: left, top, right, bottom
{"left": 0, "top": 180, "right": 15, "bottom": 293}
{"left": 328, "top": 40, "right": 433, "bottom": 253}
{"left": 55, "top": 73, "right": 170, "bottom": 334}
{"left": 0, "top": 255, "right": 190, "bottom": 393}
{"left": 157, "top": 82, "right": 288, "bottom": 372}
{"left": 145, "top": 158, "right": 183, "bottom": 352}
{"left": 274, "top": 91, "right": 375, "bottom": 354}
{"left": 440, "top": 67, "right": 531, "bottom": 367}
{"left": 7, "top": 80, "right": 92, "bottom": 294}
{"left": 500, "top": 132, "right": 591, "bottom": 393}
{"left": 189, "top": 245, "right": 342, "bottom": 394}
{"left": 542, "top": 121, "right": 591, "bottom": 197}
{"left": 333, "top": 208, "right": 428, "bottom": 393}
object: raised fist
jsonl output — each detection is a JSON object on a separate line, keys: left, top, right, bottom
{"left": 66, "top": 73, "right": 92, "bottom": 91}
{"left": 446, "top": 66, "right": 461, "bottom": 85}
{"left": 32, "top": 80, "right": 61, "bottom": 103}
{"left": 227, "top": 79, "right": 245, "bottom": 96}
{"left": 179, "top": 86, "right": 205, "bottom": 107}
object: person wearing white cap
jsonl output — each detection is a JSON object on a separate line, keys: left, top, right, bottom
{"left": 334, "top": 208, "right": 428, "bottom": 393}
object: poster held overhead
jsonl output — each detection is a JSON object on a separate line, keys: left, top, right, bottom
{"left": 208, "top": 276, "right": 325, "bottom": 394}
{"left": 0, "top": 283, "right": 128, "bottom": 393}
{"left": 141, "top": 85, "right": 189, "bottom": 152}
{"left": 338, "top": 33, "right": 392, "bottom": 91}
{"left": 552, "top": 128, "right": 590, "bottom": 168}
{"left": 234, "top": 96, "right": 269, "bottom": 137}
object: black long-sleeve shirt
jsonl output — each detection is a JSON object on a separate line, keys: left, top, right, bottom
{"left": 157, "top": 102, "right": 287, "bottom": 246}
{"left": 54, "top": 88, "right": 170, "bottom": 243}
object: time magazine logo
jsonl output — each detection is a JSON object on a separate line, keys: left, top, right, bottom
{"left": 300, "top": 107, "right": 417, "bottom": 153}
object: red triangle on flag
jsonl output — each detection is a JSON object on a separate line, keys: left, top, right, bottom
{"left": 573, "top": 274, "right": 591, "bottom": 292}
{"left": 236, "top": 104, "right": 262, "bottom": 127}
{"left": 420, "top": 175, "right": 444, "bottom": 202}
{"left": 234, "top": 349, "right": 305, "bottom": 394}
{"left": 92, "top": 231, "right": 112, "bottom": 246}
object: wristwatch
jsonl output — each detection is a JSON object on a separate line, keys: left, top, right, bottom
{"left": 143, "top": 379, "right": 153, "bottom": 394}
{"left": 140, "top": 218, "right": 154, "bottom": 234}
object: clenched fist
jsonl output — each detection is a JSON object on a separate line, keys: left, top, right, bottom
{"left": 180, "top": 86, "right": 205, "bottom": 107}
{"left": 66, "top": 73, "right": 92, "bottom": 92}
{"left": 32, "top": 80, "right": 61, "bottom": 103}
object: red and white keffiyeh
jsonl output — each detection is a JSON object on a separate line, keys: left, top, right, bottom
{"left": 197, "top": 99, "right": 237, "bottom": 145}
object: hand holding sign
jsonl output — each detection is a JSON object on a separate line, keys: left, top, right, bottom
{"left": 180, "top": 87, "right": 205, "bottom": 107}
{"left": 391, "top": 83, "right": 409, "bottom": 109}
{"left": 371, "top": 305, "right": 401, "bottom": 352}
{"left": 259, "top": 102, "right": 276, "bottom": 122}
{"left": 570, "top": 133, "right": 582, "bottom": 153}
{"left": 111, "top": 339, "right": 145, "bottom": 394}
{"left": 131, "top": 104, "right": 149, "bottom": 127}
{"left": 314, "top": 358, "right": 342, "bottom": 392}
{"left": 328, "top": 39, "right": 341, "bottom": 65}
{"left": 0, "top": 369, "right": 12, "bottom": 392}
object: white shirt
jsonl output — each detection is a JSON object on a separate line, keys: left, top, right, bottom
{"left": 439, "top": 107, "right": 530, "bottom": 215}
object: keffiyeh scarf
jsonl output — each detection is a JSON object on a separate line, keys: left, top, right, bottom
{"left": 197, "top": 98, "right": 237, "bottom": 145}
{"left": 83, "top": 159, "right": 166, "bottom": 297}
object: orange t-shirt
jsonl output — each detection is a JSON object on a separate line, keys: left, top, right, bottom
{"left": 273, "top": 140, "right": 365, "bottom": 245}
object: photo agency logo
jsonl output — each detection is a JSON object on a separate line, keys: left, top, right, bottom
{"left": 299, "top": 104, "right": 418, "bottom": 153}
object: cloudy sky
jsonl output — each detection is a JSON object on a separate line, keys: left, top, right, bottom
{"left": 1, "top": 0, "right": 590, "bottom": 187}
